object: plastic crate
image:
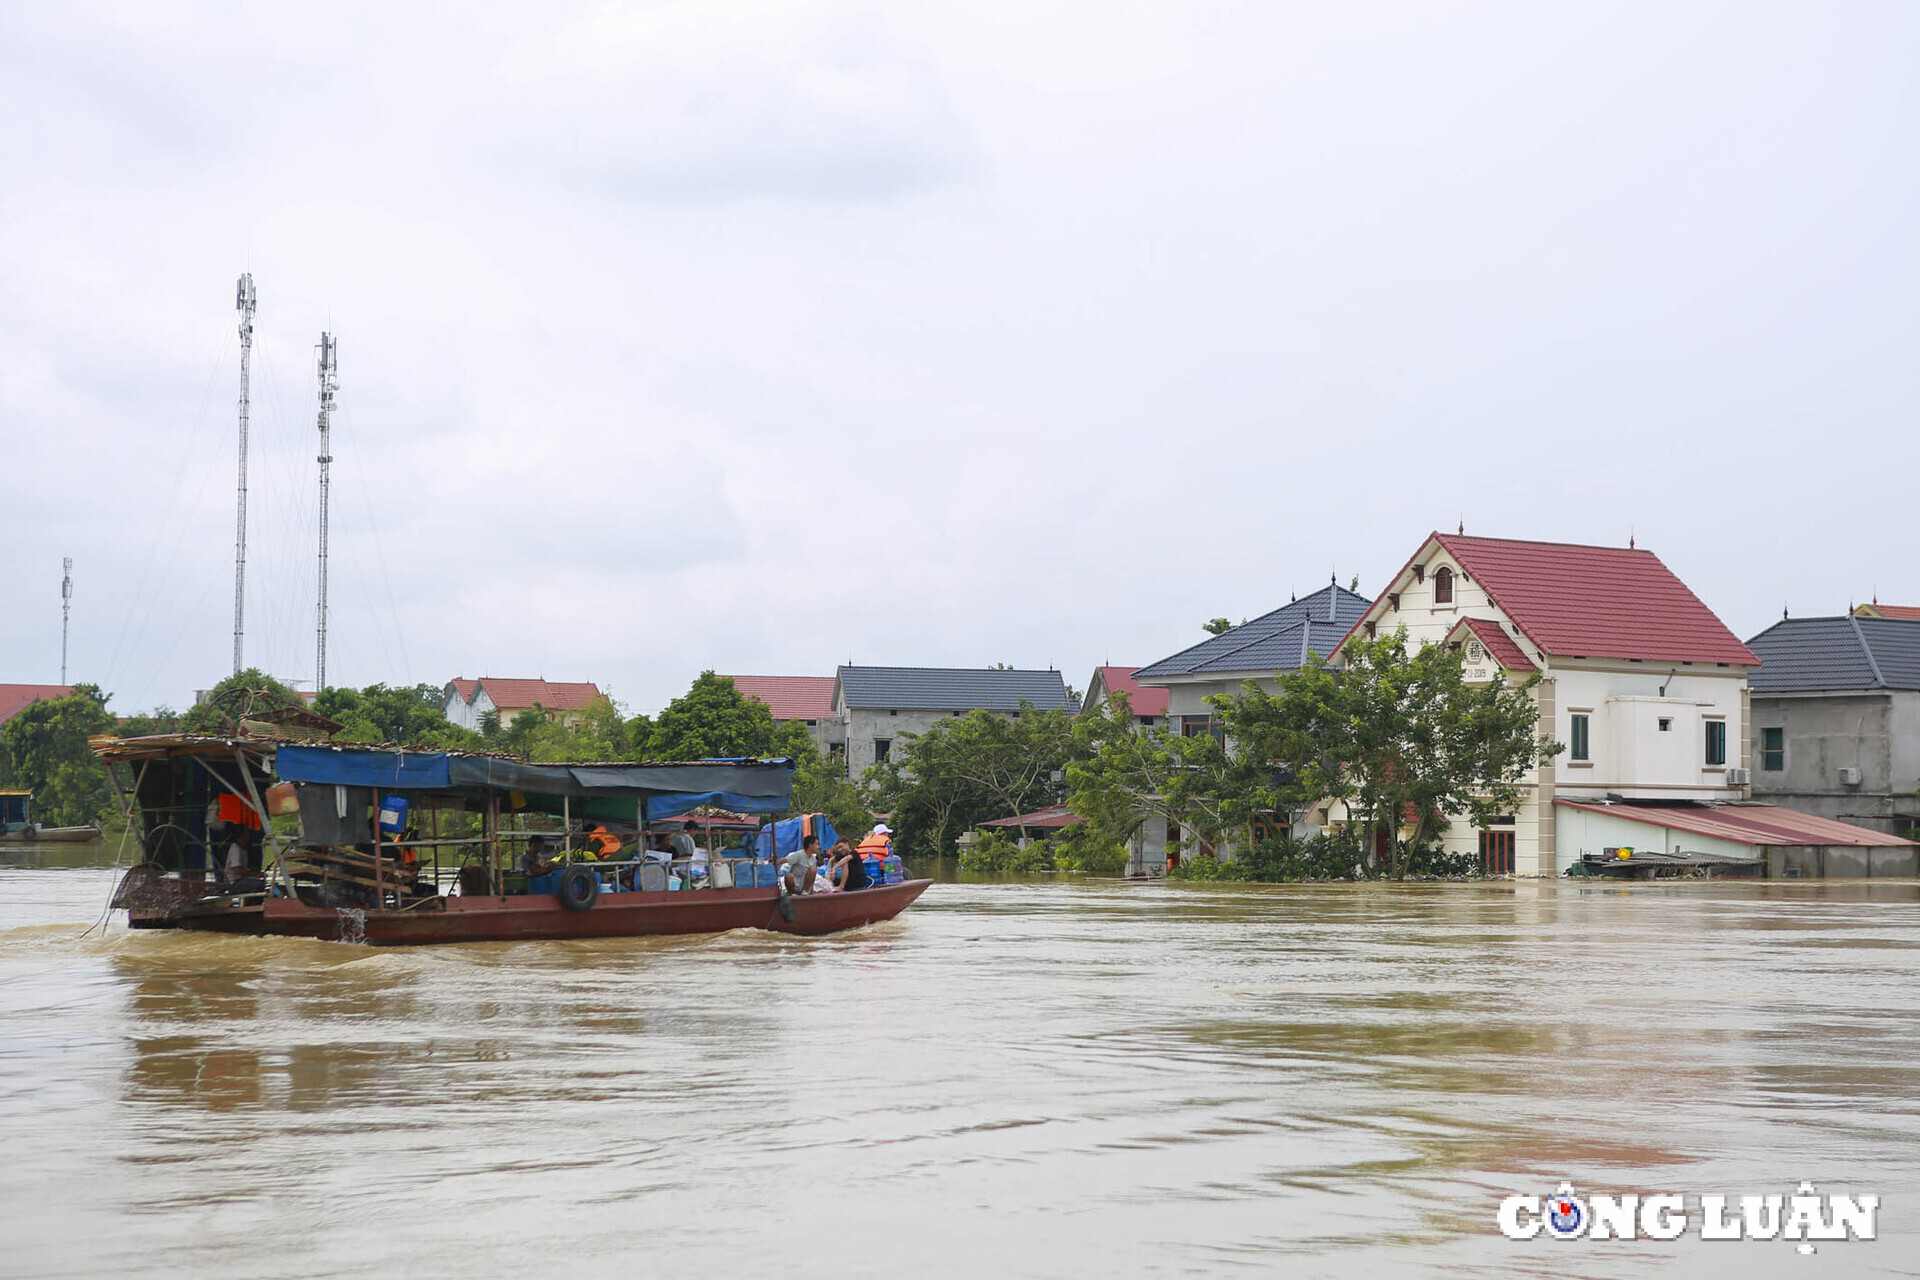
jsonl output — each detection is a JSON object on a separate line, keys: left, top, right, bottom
{"left": 528, "top": 872, "right": 560, "bottom": 895}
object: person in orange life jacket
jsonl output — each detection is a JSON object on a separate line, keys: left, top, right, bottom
{"left": 855, "top": 823, "right": 892, "bottom": 857}
{"left": 586, "top": 821, "right": 623, "bottom": 860}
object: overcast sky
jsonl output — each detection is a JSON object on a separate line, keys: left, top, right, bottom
{"left": 4, "top": 2, "right": 1917, "bottom": 716}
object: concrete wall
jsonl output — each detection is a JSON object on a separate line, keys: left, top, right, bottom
{"left": 842, "top": 706, "right": 1039, "bottom": 775}
{"left": 1766, "top": 845, "right": 1919, "bottom": 878}
{"left": 1751, "top": 691, "right": 1920, "bottom": 835}
{"left": 1128, "top": 812, "right": 1168, "bottom": 877}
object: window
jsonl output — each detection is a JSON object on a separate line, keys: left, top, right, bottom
{"left": 1570, "top": 713, "right": 1590, "bottom": 762}
{"left": 1658, "top": 717, "right": 1672, "bottom": 732}
{"left": 1761, "top": 727, "right": 1784, "bottom": 772}
{"left": 873, "top": 738, "right": 892, "bottom": 763}
{"left": 1182, "top": 718, "right": 1225, "bottom": 744}
{"left": 1434, "top": 567, "right": 1454, "bottom": 604}
{"left": 1705, "top": 720, "right": 1727, "bottom": 767}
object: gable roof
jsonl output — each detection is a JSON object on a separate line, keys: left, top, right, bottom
{"left": 474, "top": 678, "right": 605, "bottom": 712}
{"left": 1855, "top": 603, "right": 1920, "bottom": 621}
{"left": 1084, "top": 666, "right": 1169, "bottom": 717}
{"left": 1555, "top": 799, "right": 1913, "bottom": 849}
{"left": 1447, "top": 616, "right": 1537, "bottom": 672}
{"left": 1135, "top": 584, "right": 1373, "bottom": 682}
{"left": 445, "top": 678, "right": 479, "bottom": 705}
{"left": 1351, "top": 533, "right": 1756, "bottom": 666}
{"left": 726, "top": 675, "right": 838, "bottom": 721}
{"left": 835, "top": 666, "right": 1072, "bottom": 712}
{"left": 1746, "top": 616, "right": 1920, "bottom": 692}
{"left": 0, "top": 684, "right": 75, "bottom": 728}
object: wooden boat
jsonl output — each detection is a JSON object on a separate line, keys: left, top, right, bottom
{"left": 22, "top": 823, "right": 103, "bottom": 841}
{"left": 96, "top": 734, "right": 930, "bottom": 945}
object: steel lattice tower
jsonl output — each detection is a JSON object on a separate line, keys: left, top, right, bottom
{"left": 315, "top": 332, "right": 337, "bottom": 693}
{"left": 233, "top": 273, "right": 256, "bottom": 675}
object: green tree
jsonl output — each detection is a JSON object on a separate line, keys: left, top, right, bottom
{"left": 114, "top": 705, "right": 182, "bottom": 738}
{"left": 315, "top": 683, "right": 486, "bottom": 748}
{"left": 1066, "top": 693, "right": 1279, "bottom": 860}
{"left": 0, "top": 684, "right": 116, "bottom": 826}
{"left": 179, "top": 669, "right": 306, "bottom": 736}
{"left": 1203, "top": 617, "right": 1233, "bottom": 636}
{"left": 644, "top": 672, "right": 786, "bottom": 760}
{"left": 1228, "top": 627, "right": 1558, "bottom": 879}
{"left": 866, "top": 704, "right": 1081, "bottom": 858}
{"left": 499, "top": 698, "right": 631, "bottom": 762}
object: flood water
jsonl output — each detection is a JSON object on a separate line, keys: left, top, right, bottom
{"left": 5, "top": 848, "right": 1919, "bottom": 1278}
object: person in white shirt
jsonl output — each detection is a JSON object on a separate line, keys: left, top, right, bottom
{"left": 783, "top": 834, "right": 820, "bottom": 894}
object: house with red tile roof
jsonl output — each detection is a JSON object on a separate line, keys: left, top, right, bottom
{"left": 1331, "top": 532, "right": 1766, "bottom": 876}
{"left": 723, "top": 676, "right": 844, "bottom": 757}
{"left": 441, "top": 677, "right": 606, "bottom": 732}
{"left": 1080, "top": 666, "right": 1169, "bottom": 725}
{"left": 0, "top": 684, "right": 75, "bottom": 729}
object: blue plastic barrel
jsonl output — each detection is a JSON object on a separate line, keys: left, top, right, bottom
{"left": 377, "top": 795, "right": 410, "bottom": 835}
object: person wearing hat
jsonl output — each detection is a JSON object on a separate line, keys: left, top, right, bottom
{"left": 855, "top": 823, "right": 893, "bottom": 858}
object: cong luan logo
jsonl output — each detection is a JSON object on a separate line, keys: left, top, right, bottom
{"left": 1499, "top": 1182, "right": 1877, "bottom": 1243}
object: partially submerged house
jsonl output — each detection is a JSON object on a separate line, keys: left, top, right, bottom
{"left": 724, "top": 675, "right": 844, "bottom": 758}
{"left": 1118, "top": 584, "right": 1374, "bottom": 876}
{"left": 1556, "top": 799, "right": 1916, "bottom": 878}
{"left": 1744, "top": 614, "right": 1920, "bottom": 836}
{"left": 832, "top": 666, "right": 1075, "bottom": 775}
{"left": 1332, "top": 533, "right": 1762, "bottom": 876}
{"left": 442, "top": 678, "right": 605, "bottom": 733}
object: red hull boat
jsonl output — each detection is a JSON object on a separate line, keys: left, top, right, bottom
{"left": 97, "top": 735, "right": 930, "bottom": 946}
{"left": 124, "top": 878, "right": 932, "bottom": 944}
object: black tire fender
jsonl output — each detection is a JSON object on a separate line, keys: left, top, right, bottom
{"left": 557, "top": 865, "right": 600, "bottom": 911}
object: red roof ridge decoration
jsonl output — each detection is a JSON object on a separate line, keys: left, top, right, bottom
{"left": 1446, "top": 616, "right": 1536, "bottom": 672}
{"left": 1338, "top": 532, "right": 1759, "bottom": 667}
{"left": 725, "top": 675, "right": 838, "bottom": 722}
{"left": 1090, "top": 665, "right": 1169, "bottom": 718}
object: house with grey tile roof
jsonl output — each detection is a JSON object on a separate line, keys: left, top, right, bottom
{"left": 832, "top": 666, "right": 1074, "bottom": 775}
{"left": 1134, "top": 583, "right": 1373, "bottom": 734}
{"left": 1746, "top": 614, "right": 1920, "bottom": 835}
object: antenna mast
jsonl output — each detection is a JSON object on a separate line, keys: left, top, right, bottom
{"left": 233, "top": 273, "right": 256, "bottom": 674}
{"left": 60, "top": 558, "right": 72, "bottom": 685}
{"left": 315, "top": 332, "right": 337, "bottom": 693}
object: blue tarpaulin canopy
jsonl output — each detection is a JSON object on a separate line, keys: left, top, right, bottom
{"left": 752, "top": 814, "right": 840, "bottom": 859}
{"left": 274, "top": 746, "right": 794, "bottom": 818}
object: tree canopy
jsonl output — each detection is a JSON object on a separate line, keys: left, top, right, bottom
{"left": 315, "top": 683, "right": 485, "bottom": 749}
{"left": 866, "top": 704, "right": 1080, "bottom": 858}
{"left": 643, "top": 672, "right": 796, "bottom": 761}
{"left": 0, "top": 684, "right": 116, "bottom": 826}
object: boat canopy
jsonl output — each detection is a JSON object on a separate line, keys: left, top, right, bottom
{"left": 273, "top": 745, "right": 796, "bottom": 820}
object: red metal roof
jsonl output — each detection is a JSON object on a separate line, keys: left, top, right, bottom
{"left": 0, "top": 684, "right": 74, "bottom": 728}
{"left": 726, "top": 675, "right": 838, "bottom": 722}
{"left": 474, "top": 678, "right": 604, "bottom": 712}
{"left": 979, "top": 805, "right": 1083, "bottom": 830}
{"left": 1447, "top": 616, "right": 1537, "bottom": 672}
{"left": 1089, "top": 666, "right": 1169, "bottom": 717}
{"left": 446, "top": 678, "right": 479, "bottom": 703}
{"left": 1433, "top": 534, "right": 1759, "bottom": 666}
{"left": 1555, "top": 799, "right": 1913, "bottom": 848}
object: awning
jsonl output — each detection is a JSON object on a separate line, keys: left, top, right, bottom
{"left": 273, "top": 745, "right": 795, "bottom": 814}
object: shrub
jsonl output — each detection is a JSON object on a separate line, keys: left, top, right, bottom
{"left": 959, "top": 830, "right": 1056, "bottom": 873}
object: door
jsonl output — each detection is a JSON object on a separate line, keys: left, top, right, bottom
{"left": 1479, "top": 830, "right": 1515, "bottom": 874}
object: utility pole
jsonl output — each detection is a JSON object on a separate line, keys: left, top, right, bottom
{"left": 233, "top": 273, "right": 256, "bottom": 675}
{"left": 315, "top": 332, "right": 337, "bottom": 694}
{"left": 60, "top": 558, "right": 72, "bottom": 685}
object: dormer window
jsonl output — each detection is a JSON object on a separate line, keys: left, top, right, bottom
{"left": 1434, "top": 567, "right": 1454, "bottom": 604}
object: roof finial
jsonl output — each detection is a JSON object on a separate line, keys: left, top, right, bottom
{"left": 1783, "top": 602, "right": 1789, "bottom": 620}
{"left": 1330, "top": 570, "right": 1336, "bottom": 585}
{"left": 1457, "top": 519, "right": 1464, "bottom": 536}
{"left": 1629, "top": 531, "right": 1635, "bottom": 550}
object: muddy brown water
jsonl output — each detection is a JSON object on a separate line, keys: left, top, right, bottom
{"left": 4, "top": 848, "right": 1918, "bottom": 1277}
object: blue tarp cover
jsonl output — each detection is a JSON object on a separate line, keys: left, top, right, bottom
{"left": 754, "top": 814, "right": 840, "bottom": 858}
{"left": 275, "top": 746, "right": 793, "bottom": 811}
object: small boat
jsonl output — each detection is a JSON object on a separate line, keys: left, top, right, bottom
{"left": 96, "top": 733, "right": 929, "bottom": 945}
{"left": 1568, "top": 847, "right": 1762, "bottom": 880}
{"left": 0, "top": 789, "right": 100, "bottom": 841}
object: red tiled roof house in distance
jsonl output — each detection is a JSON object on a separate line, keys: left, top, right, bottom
{"left": 442, "top": 678, "right": 606, "bottom": 733}
{"left": 1332, "top": 533, "right": 1762, "bottom": 877}
{"left": 724, "top": 676, "right": 843, "bottom": 758}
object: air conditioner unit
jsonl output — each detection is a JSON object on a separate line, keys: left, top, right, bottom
{"left": 1839, "top": 766, "right": 1863, "bottom": 786}
{"left": 1725, "top": 767, "right": 1750, "bottom": 785}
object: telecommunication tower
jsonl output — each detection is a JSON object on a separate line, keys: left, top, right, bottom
{"left": 315, "top": 332, "right": 337, "bottom": 694}
{"left": 233, "top": 273, "right": 257, "bottom": 675}
{"left": 60, "top": 558, "right": 72, "bottom": 685}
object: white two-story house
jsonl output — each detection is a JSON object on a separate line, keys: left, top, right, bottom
{"left": 1331, "top": 532, "right": 1760, "bottom": 876}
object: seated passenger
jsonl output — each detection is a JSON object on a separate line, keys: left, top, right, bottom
{"left": 669, "top": 820, "right": 700, "bottom": 863}
{"left": 587, "top": 823, "right": 623, "bottom": 860}
{"left": 521, "top": 835, "right": 558, "bottom": 877}
{"left": 643, "top": 834, "right": 673, "bottom": 864}
{"left": 831, "top": 838, "right": 871, "bottom": 892}
{"left": 784, "top": 834, "right": 820, "bottom": 894}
